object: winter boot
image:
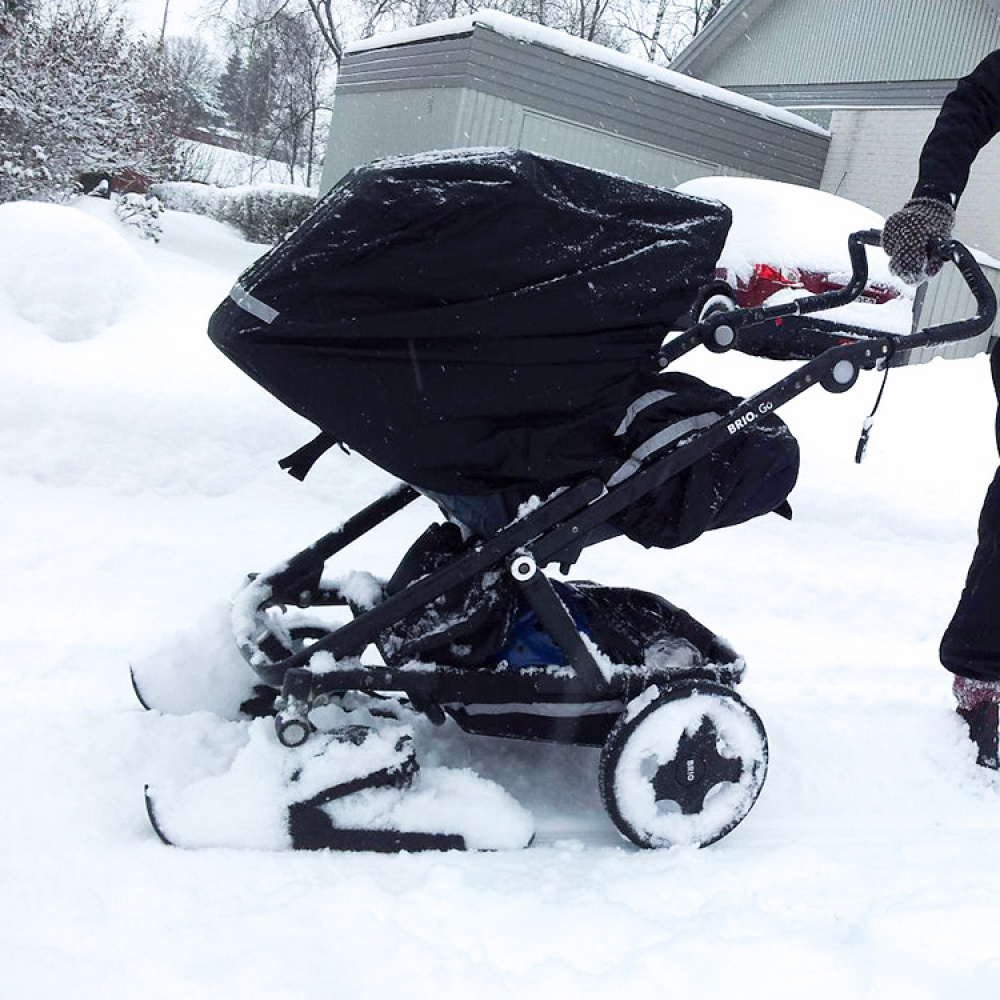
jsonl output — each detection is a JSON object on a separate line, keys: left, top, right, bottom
{"left": 953, "top": 676, "right": 1000, "bottom": 769}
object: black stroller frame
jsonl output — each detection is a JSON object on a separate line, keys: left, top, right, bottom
{"left": 235, "top": 231, "right": 996, "bottom": 849}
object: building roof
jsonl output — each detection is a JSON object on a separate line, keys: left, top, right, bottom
{"left": 347, "top": 9, "right": 826, "bottom": 135}
{"left": 669, "top": 0, "right": 761, "bottom": 72}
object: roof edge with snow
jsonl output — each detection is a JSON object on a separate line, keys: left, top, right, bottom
{"left": 345, "top": 9, "right": 828, "bottom": 137}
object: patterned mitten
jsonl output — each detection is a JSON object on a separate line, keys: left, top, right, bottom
{"left": 882, "top": 197, "right": 955, "bottom": 284}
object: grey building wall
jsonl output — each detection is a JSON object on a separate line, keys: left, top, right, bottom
{"left": 817, "top": 106, "right": 1000, "bottom": 258}
{"left": 821, "top": 107, "right": 941, "bottom": 212}
{"left": 515, "top": 111, "right": 728, "bottom": 188}
{"left": 321, "top": 86, "right": 466, "bottom": 190}
{"left": 673, "top": 0, "right": 1000, "bottom": 86}
{"left": 901, "top": 255, "right": 1000, "bottom": 364}
{"left": 321, "top": 20, "right": 829, "bottom": 195}
{"left": 320, "top": 84, "right": 731, "bottom": 193}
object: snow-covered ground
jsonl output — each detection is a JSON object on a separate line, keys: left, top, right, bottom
{"left": 4, "top": 192, "right": 1000, "bottom": 997}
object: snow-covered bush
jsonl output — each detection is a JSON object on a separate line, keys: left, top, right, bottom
{"left": 0, "top": 0, "right": 180, "bottom": 204}
{"left": 152, "top": 180, "right": 316, "bottom": 244}
{"left": 114, "top": 192, "right": 165, "bottom": 242}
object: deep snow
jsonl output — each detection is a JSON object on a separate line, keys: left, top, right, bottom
{"left": 4, "top": 192, "right": 1000, "bottom": 998}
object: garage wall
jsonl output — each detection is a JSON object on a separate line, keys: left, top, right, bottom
{"left": 322, "top": 19, "right": 828, "bottom": 194}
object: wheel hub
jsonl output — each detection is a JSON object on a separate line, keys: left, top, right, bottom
{"left": 651, "top": 717, "right": 744, "bottom": 814}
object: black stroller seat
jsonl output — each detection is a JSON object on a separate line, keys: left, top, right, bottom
{"left": 376, "top": 513, "right": 742, "bottom": 682}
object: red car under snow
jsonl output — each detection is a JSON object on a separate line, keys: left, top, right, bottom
{"left": 676, "top": 176, "right": 913, "bottom": 335}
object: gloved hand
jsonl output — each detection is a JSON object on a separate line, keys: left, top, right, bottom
{"left": 882, "top": 196, "right": 956, "bottom": 284}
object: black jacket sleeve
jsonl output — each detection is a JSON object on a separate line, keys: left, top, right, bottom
{"left": 914, "top": 49, "right": 1000, "bottom": 205}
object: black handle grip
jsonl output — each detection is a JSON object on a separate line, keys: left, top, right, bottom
{"left": 891, "top": 238, "right": 998, "bottom": 353}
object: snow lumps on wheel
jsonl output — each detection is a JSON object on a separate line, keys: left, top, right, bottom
{"left": 600, "top": 681, "right": 768, "bottom": 849}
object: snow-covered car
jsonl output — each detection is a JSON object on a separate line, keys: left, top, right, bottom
{"left": 676, "top": 176, "right": 915, "bottom": 337}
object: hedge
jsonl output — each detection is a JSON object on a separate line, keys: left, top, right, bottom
{"left": 151, "top": 181, "right": 317, "bottom": 244}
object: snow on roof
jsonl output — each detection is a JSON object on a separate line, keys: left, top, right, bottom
{"left": 345, "top": 9, "right": 829, "bottom": 138}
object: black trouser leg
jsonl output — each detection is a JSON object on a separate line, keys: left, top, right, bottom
{"left": 940, "top": 346, "right": 1000, "bottom": 682}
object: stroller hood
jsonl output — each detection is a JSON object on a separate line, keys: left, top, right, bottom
{"left": 210, "top": 148, "right": 731, "bottom": 495}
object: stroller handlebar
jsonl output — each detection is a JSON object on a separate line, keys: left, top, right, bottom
{"left": 661, "top": 229, "right": 997, "bottom": 368}
{"left": 893, "top": 234, "right": 998, "bottom": 355}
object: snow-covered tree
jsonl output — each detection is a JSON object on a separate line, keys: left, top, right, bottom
{"left": 613, "top": 0, "right": 730, "bottom": 63}
{"left": 211, "top": 0, "right": 334, "bottom": 182}
{"left": 0, "top": 0, "right": 182, "bottom": 203}
{"left": 163, "top": 36, "right": 224, "bottom": 131}
{"left": 266, "top": 9, "right": 331, "bottom": 184}
{"left": 1, "top": 0, "right": 32, "bottom": 23}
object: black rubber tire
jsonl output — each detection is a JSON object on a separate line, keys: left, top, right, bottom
{"left": 693, "top": 281, "right": 738, "bottom": 322}
{"left": 599, "top": 680, "right": 768, "bottom": 849}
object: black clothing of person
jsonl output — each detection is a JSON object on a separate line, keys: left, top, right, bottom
{"left": 913, "top": 51, "right": 1000, "bottom": 679}
{"left": 913, "top": 50, "right": 1000, "bottom": 206}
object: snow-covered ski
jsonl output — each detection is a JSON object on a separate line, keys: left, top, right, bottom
{"left": 142, "top": 717, "right": 535, "bottom": 852}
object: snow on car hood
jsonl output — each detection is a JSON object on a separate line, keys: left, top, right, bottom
{"left": 676, "top": 176, "right": 907, "bottom": 295}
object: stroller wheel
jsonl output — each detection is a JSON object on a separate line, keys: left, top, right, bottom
{"left": 599, "top": 681, "right": 767, "bottom": 849}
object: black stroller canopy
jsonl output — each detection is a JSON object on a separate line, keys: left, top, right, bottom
{"left": 210, "top": 148, "right": 731, "bottom": 495}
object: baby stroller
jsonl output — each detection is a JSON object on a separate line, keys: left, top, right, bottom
{"left": 144, "top": 149, "right": 996, "bottom": 853}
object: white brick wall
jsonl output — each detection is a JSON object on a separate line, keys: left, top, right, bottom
{"left": 820, "top": 107, "right": 1000, "bottom": 258}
